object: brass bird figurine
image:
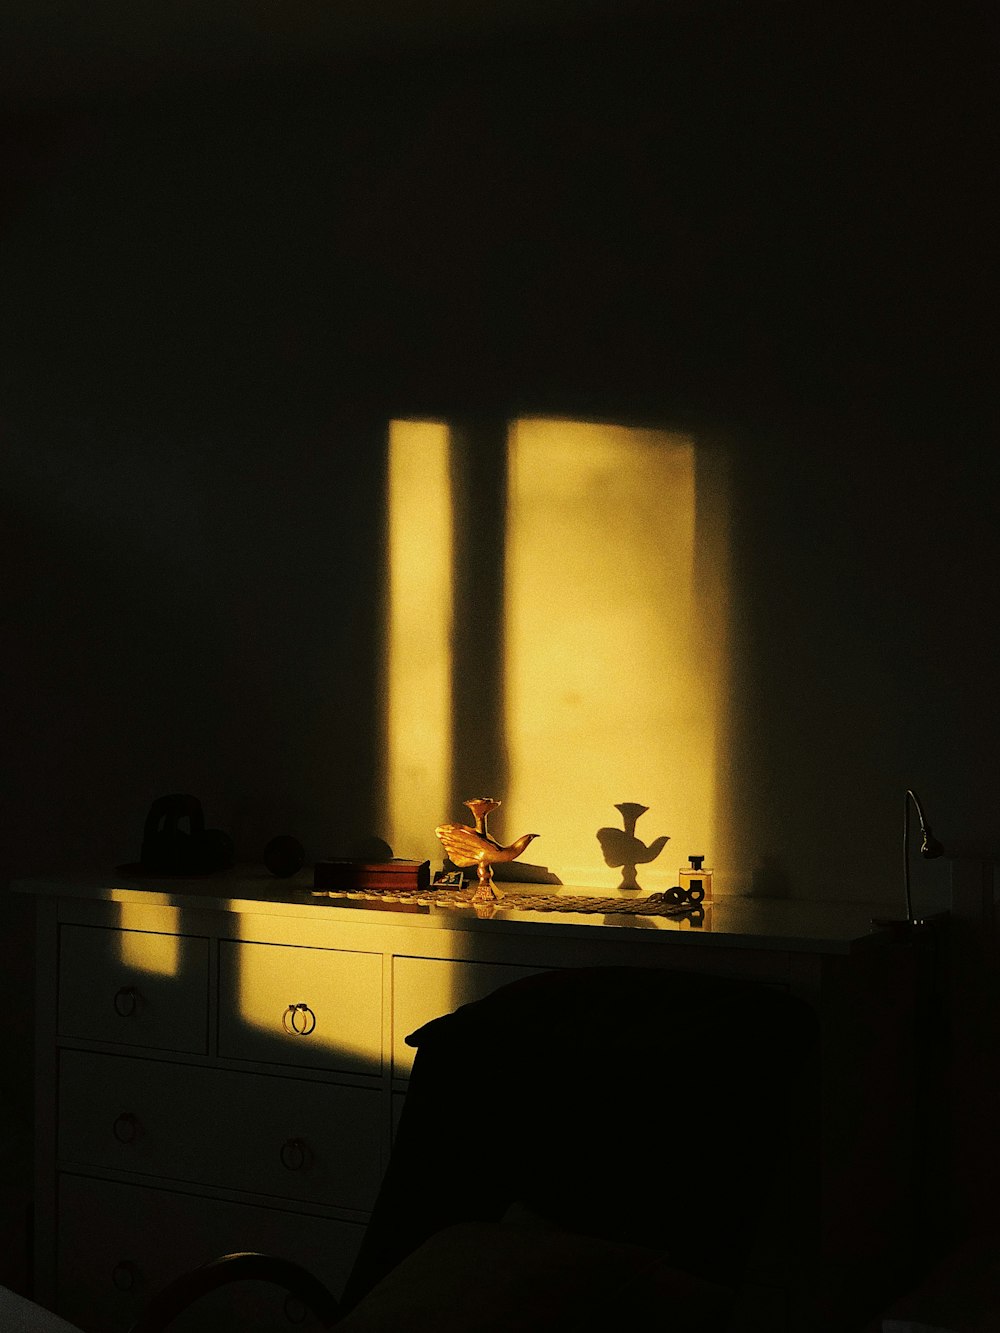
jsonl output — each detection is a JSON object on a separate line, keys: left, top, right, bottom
{"left": 435, "top": 798, "right": 539, "bottom": 903}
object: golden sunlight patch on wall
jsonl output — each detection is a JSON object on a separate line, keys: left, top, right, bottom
{"left": 502, "top": 420, "right": 721, "bottom": 891}
{"left": 381, "top": 416, "right": 731, "bottom": 893}
{"left": 385, "top": 420, "right": 453, "bottom": 866}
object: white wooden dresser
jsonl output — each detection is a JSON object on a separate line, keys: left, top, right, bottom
{"left": 16, "top": 871, "right": 929, "bottom": 1333}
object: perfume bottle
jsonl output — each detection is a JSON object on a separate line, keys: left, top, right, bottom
{"left": 679, "top": 855, "right": 712, "bottom": 903}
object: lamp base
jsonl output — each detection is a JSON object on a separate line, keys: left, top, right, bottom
{"left": 871, "top": 916, "right": 930, "bottom": 935}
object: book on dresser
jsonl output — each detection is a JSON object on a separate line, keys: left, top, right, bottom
{"left": 312, "top": 858, "right": 431, "bottom": 892}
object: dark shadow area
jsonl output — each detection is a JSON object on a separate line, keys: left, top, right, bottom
{"left": 447, "top": 420, "right": 510, "bottom": 807}
{"left": 751, "top": 853, "right": 793, "bottom": 900}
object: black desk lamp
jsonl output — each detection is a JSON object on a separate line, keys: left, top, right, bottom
{"left": 874, "top": 789, "right": 944, "bottom": 932}
{"left": 903, "top": 788, "right": 944, "bottom": 922}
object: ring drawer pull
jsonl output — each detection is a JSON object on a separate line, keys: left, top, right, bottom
{"left": 112, "top": 1261, "right": 138, "bottom": 1292}
{"left": 113, "top": 987, "right": 137, "bottom": 1017}
{"left": 282, "top": 1003, "right": 316, "bottom": 1036}
{"left": 112, "top": 1112, "right": 139, "bottom": 1144}
{"left": 280, "top": 1137, "right": 308, "bottom": 1171}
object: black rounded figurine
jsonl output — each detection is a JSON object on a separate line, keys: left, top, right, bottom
{"left": 264, "top": 835, "right": 306, "bottom": 878}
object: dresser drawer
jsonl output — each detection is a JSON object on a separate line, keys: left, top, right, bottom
{"left": 59, "top": 924, "right": 209, "bottom": 1054}
{"left": 392, "top": 956, "right": 543, "bottom": 1076}
{"left": 58, "top": 1051, "right": 384, "bottom": 1211}
{"left": 218, "top": 940, "right": 382, "bottom": 1076}
{"left": 57, "top": 1173, "right": 365, "bottom": 1333}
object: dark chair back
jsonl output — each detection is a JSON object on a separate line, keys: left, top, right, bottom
{"left": 342, "top": 966, "right": 819, "bottom": 1311}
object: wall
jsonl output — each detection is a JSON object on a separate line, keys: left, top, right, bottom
{"left": 1, "top": 0, "right": 994, "bottom": 1196}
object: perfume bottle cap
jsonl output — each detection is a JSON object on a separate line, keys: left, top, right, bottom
{"left": 689, "top": 855, "right": 704, "bottom": 870}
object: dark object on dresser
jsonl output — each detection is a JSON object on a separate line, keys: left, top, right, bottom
{"left": 263, "top": 835, "right": 306, "bottom": 877}
{"left": 313, "top": 858, "right": 430, "bottom": 892}
{"left": 136, "top": 795, "right": 234, "bottom": 875}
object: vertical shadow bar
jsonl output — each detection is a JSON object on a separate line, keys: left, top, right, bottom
{"left": 691, "top": 432, "right": 733, "bottom": 894}
{"left": 447, "top": 419, "right": 510, "bottom": 813}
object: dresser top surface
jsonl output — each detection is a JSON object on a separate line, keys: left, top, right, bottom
{"left": 13, "top": 868, "right": 903, "bottom": 954}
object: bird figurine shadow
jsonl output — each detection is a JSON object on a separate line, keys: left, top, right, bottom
{"left": 596, "top": 802, "right": 670, "bottom": 890}
{"left": 435, "top": 798, "right": 539, "bottom": 903}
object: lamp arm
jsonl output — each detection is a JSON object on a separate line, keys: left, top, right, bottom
{"left": 904, "top": 791, "right": 913, "bottom": 922}
{"left": 904, "top": 789, "right": 944, "bottom": 923}
{"left": 907, "top": 789, "right": 930, "bottom": 839}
